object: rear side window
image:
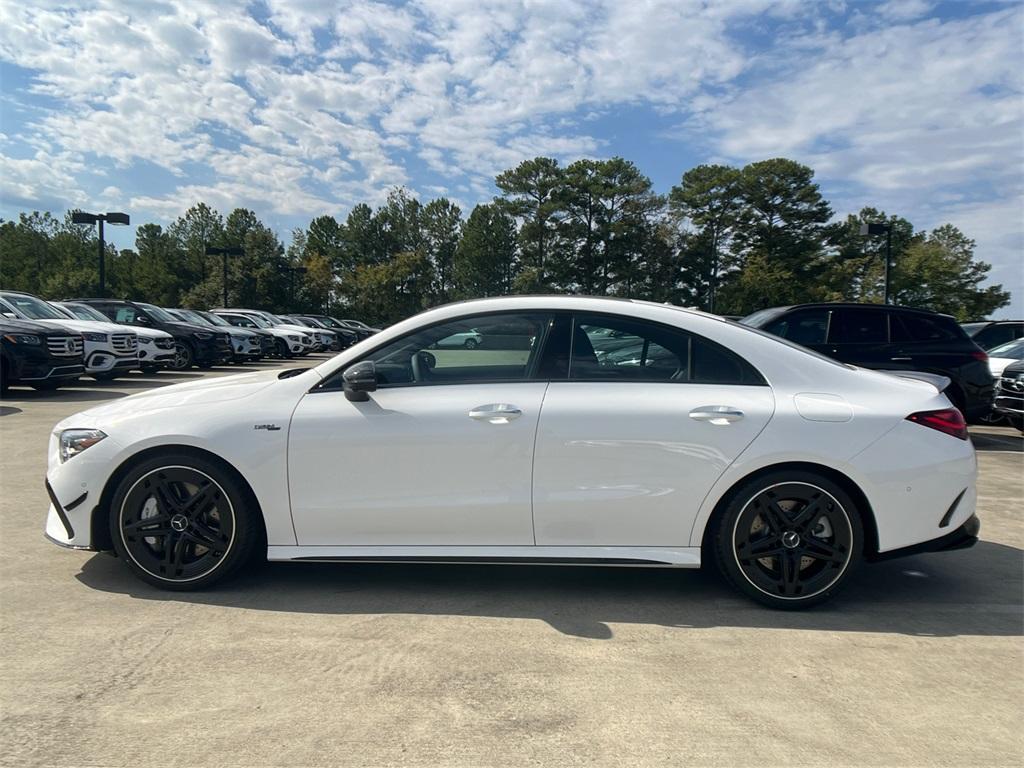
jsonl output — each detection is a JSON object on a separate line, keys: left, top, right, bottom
{"left": 975, "top": 324, "right": 1021, "bottom": 348}
{"left": 891, "top": 313, "right": 965, "bottom": 343}
{"left": 763, "top": 309, "right": 828, "bottom": 345}
{"left": 111, "top": 306, "right": 139, "bottom": 323}
{"left": 565, "top": 314, "right": 764, "bottom": 385}
{"left": 828, "top": 309, "right": 888, "bottom": 344}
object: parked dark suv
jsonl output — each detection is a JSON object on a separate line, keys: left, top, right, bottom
{"left": 994, "top": 360, "right": 1024, "bottom": 432}
{"left": 960, "top": 320, "right": 1024, "bottom": 351}
{"left": 741, "top": 303, "right": 994, "bottom": 421}
{"left": 72, "top": 299, "right": 232, "bottom": 370}
{"left": 1, "top": 318, "right": 85, "bottom": 393}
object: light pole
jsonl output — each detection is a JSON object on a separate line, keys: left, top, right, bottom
{"left": 277, "top": 264, "right": 307, "bottom": 308}
{"left": 70, "top": 211, "right": 130, "bottom": 297}
{"left": 205, "top": 246, "right": 244, "bottom": 307}
{"left": 860, "top": 221, "right": 893, "bottom": 304}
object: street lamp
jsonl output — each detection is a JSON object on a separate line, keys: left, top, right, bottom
{"left": 860, "top": 221, "right": 893, "bottom": 304}
{"left": 70, "top": 210, "right": 130, "bottom": 297}
{"left": 205, "top": 246, "right": 245, "bottom": 307}
{"left": 277, "top": 264, "right": 307, "bottom": 308}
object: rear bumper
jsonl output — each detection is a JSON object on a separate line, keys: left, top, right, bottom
{"left": 870, "top": 514, "right": 980, "bottom": 561}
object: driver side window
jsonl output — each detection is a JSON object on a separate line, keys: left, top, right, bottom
{"left": 364, "top": 312, "right": 551, "bottom": 387}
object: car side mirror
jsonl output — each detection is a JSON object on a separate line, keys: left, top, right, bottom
{"left": 136, "top": 315, "right": 151, "bottom": 325}
{"left": 343, "top": 360, "right": 378, "bottom": 402}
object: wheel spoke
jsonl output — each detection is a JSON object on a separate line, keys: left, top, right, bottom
{"left": 801, "top": 537, "right": 846, "bottom": 564}
{"left": 778, "top": 551, "right": 801, "bottom": 596}
{"left": 152, "top": 483, "right": 181, "bottom": 515}
{"left": 180, "top": 483, "right": 215, "bottom": 516}
{"left": 737, "top": 536, "right": 783, "bottom": 560}
{"left": 757, "top": 496, "right": 789, "bottom": 533}
{"left": 124, "top": 513, "right": 171, "bottom": 532}
{"left": 187, "top": 520, "right": 228, "bottom": 551}
{"left": 791, "top": 496, "right": 826, "bottom": 534}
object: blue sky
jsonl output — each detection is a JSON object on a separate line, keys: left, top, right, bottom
{"left": 1, "top": 0, "right": 1021, "bottom": 316}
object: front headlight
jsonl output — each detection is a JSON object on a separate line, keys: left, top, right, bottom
{"left": 193, "top": 331, "right": 213, "bottom": 340}
{"left": 288, "top": 334, "right": 300, "bottom": 341}
{"left": 81, "top": 332, "right": 109, "bottom": 342}
{"left": 59, "top": 429, "right": 107, "bottom": 463}
{"left": 139, "top": 337, "right": 153, "bottom": 345}
{"left": 2, "top": 333, "right": 41, "bottom": 344}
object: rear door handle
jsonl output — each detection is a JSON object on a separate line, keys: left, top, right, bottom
{"left": 689, "top": 406, "right": 744, "bottom": 425}
{"left": 469, "top": 404, "right": 522, "bottom": 424}
{"left": 890, "top": 357, "right": 912, "bottom": 361}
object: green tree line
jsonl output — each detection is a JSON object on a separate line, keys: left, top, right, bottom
{"left": 0, "top": 157, "right": 1009, "bottom": 324}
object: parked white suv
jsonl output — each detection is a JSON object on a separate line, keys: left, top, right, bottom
{"left": 0, "top": 291, "right": 138, "bottom": 380}
{"left": 53, "top": 301, "right": 176, "bottom": 372}
{"left": 211, "top": 310, "right": 312, "bottom": 356}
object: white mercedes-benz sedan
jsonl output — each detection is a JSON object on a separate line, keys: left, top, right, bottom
{"left": 43, "top": 296, "right": 980, "bottom": 608}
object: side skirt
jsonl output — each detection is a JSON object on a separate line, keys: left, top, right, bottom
{"left": 266, "top": 545, "right": 701, "bottom": 568}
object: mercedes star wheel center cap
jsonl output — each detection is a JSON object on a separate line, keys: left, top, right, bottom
{"left": 170, "top": 514, "right": 188, "bottom": 532}
{"left": 782, "top": 530, "right": 801, "bottom": 549}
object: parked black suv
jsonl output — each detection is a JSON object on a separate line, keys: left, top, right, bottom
{"left": 72, "top": 299, "right": 232, "bottom": 370}
{"left": 960, "top": 320, "right": 1024, "bottom": 351}
{"left": 741, "top": 303, "right": 994, "bottom": 421}
{"left": 1, "top": 318, "right": 85, "bottom": 393}
{"left": 994, "top": 360, "right": 1024, "bottom": 432}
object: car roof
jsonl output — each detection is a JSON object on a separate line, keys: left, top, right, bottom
{"left": 761, "top": 302, "right": 956, "bottom": 319}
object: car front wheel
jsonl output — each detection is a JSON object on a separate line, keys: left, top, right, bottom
{"left": 171, "top": 342, "right": 193, "bottom": 370}
{"left": 109, "top": 453, "right": 262, "bottom": 590}
{"left": 713, "top": 471, "right": 862, "bottom": 609}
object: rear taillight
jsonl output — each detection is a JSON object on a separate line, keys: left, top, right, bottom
{"left": 971, "top": 350, "right": 988, "bottom": 362}
{"left": 906, "top": 408, "right": 968, "bottom": 440}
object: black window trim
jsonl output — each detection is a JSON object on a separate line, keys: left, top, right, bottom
{"left": 312, "top": 307, "right": 767, "bottom": 393}
{"left": 565, "top": 311, "right": 767, "bottom": 387}
{"left": 311, "top": 309, "right": 559, "bottom": 392}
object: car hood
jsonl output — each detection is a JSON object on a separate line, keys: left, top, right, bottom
{"left": 77, "top": 369, "right": 303, "bottom": 419}
{"left": 274, "top": 324, "right": 316, "bottom": 335}
{"left": 989, "top": 357, "right": 1019, "bottom": 377}
{"left": 25, "top": 318, "right": 133, "bottom": 335}
{"left": 132, "top": 326, "right": 173, "bottom": 340}
{"left": 168, "top": 320, "right": 227, "bottom": 336}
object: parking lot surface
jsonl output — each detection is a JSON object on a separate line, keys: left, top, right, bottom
{"left": 1, "top": 361, "right": 1022, "bottom": 767}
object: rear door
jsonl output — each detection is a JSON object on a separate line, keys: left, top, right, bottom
{"left": 532, "top": 313, "right": 774, "bottom": 547}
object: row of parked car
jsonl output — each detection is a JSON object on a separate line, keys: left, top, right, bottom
{"left": 0, "top": 289, "right": 380, "bottom": 394}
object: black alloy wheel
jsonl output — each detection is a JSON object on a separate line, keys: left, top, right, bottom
{"left": 171, "top": 342, "right": 193, "bottom": 370}
{"left": 109, "top": 455, "right": 261, "bottom": 589}
{"left": 715, "top": 473, "right": 862, "bottom": 609}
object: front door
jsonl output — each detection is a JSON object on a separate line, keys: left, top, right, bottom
{"left": 287, "top": 311, "right": 552, "bottom": 546}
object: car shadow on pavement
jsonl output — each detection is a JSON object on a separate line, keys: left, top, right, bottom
{"left": 971, "top": 431, "right": 1022, "bottom": 453}
{"left": 75, "top": 540, "right": 1023, "bottom": 640}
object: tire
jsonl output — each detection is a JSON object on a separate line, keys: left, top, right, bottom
{"left": 93, "top": 371, "right": 121, "bottom": 381}
{"left": 978, "top": 410, "right": 1005, "bottom": 426}
{"left": 108, "top": 452, "right": 262, "bottom": 590}
{"left": 464, "top": 338, "right": 479, "bottom": 349}
{"left": 140, "top": 365, "right": 160, "bottom": 374}
{"left": 171, "top": 342, "right": 194, "bottom": 370}
{"left": 1008, "top": 415, "right": 1024, "bottom": 434}
{"left": 0, "top": 357, "right": 9, "bottom": 395}
{"left": 713, "top": 471, "right": 863, "bottom": 609}
{"left": 275, "top": 339, "right": 293, "bottom": 359}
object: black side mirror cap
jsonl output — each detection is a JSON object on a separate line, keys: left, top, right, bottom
{"left": 343, "top": 360, "right": 378, "bottom": 402}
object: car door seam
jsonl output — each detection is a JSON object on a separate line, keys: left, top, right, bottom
{"left": 529, "top": 382, "right": 551, "bottom": 546}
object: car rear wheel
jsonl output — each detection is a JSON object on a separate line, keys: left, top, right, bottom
{"left": 713, "top": 471, "right": 862, "bottom": 609}
{"left": 109, "top": 453, "right": 262, "bottom": 590}
{"left": 171, "top": 342, "right": 193, "bottom": 370}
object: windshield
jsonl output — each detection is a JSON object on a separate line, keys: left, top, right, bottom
{"left": 989, "top": 339, "right": 1024, "bottom": 359}
{"left": 136, "top": 302, "right": 178, "bottom": 323}
{"left": 238, "top": 314, "right": 271, "bottom": 328}
{"left": 61, "top": 302, "right": 109, "bottom": 322}
{"left": 0, "top": 292, "right": 67, "bottom": 320}
{"left": 739, "top": 308, "right": 787, "bottom": 327}
{"left": 174, "top": 308, "right": 211, "bottom": 326}
{"left": 200, "top": 312, "right": 231, "bottom": 327}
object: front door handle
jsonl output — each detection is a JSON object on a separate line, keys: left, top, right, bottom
{"left": 890, "top": 356, "right": 912, "bottom": 361}
{"left": 689, "top": 406, "right": 744, "bottom": 425}
{"left": 469, "top": 404, "right": 523, "bottom": 424}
